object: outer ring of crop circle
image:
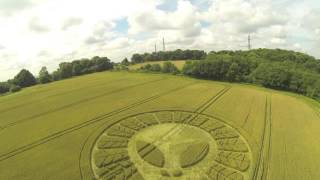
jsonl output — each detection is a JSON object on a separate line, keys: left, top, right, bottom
{"left": 79, "top": 109, "right": 255, "bottom": 180}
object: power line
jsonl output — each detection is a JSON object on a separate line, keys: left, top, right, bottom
{"left": 238, "top": 34, "right": 253, "bottom": 50}
{"left": 248, "top": 34, "right": 251, "bottom": 50}
{"left": 163, "top": 37, "right": 165, "bottom": 51}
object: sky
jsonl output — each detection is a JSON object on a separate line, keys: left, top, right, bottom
{"left": 0, "top": 0, "right": 319, "bottom": 81}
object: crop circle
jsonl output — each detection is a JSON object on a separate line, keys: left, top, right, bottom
{"left": 88, "top": 110, "right": 252, "bottom": 180}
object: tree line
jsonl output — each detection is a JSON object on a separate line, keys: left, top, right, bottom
{"left": 138, "top": 62, "right": 180, "bottom": 74}
{"left": 2, "top": 48, "right": 320, "bottom": 101}
{"left": 130, "top": 49, "right": 206, "bottom": 64}
{"left": 0, "top": 56, "right": 113, "bottom": 94}
{"left": 134, "top": 48, "right": 320, "bottom": 100}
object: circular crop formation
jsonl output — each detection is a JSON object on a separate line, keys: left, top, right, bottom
{"left": 89, "top": 110, "right": 252, "bottom": 180}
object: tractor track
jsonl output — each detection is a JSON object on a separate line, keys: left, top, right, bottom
{"left": 252, "top": 94, "right": 272, "bottom": 180}
{"left": 0, "top": 77, "right": 168, "bottom": 130}
{"left": 131, "top": 85, "right": 232, "bottom": 165}
{"left": 176, "top": 85, "right": 232, "bottom": 132}
{"left": 265, "top": 96, "right": 273, "bottom": 180}
{"left": 77, "top": 82, "right": 200, "bottom": 180}
{"left": 79, "top": 85, "right": 232, "bottom": 180}
{"left": 153, "top": 85, "right": 232, "bottom": 145}
{"left": 241, "top": 97, "right": 255, "bottom": 128}
{"left": 0, "top": 77, "right": 130, "bottom": 114}
{"left": 0, "top": 74, "right": 125, "bottom": 105}
{"left": 0, "top": 80, "right": 197, "bottom": 162}
{"left": 195, "top": 86, "right": 232, "bottom": 114}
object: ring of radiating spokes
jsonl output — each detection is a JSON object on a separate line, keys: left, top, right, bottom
{"left": 91, "top": 110, "right": 252, "bottom": 180}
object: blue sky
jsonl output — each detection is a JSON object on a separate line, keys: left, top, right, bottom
{"left": 157, "top": 0, "right": 178, "bottom": 12}
{"left": 114, "top": 18, "right": 129, "bottom": 34}
{"left": 0, "top": 0, "right": 319, "bottom": 80}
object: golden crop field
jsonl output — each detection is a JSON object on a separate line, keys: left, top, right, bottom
{"left": 0, "top": 71, "right": 320, "bottom": 180}
{"left": 128, "top": 60, "right": 186, "bottom": 71}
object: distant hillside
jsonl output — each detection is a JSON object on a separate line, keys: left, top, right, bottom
{"left": 131, "top": 48, "right": 320, "bottom": 73}
{"left": 2, "top": 48, "right": 320, "bottom": 101}
{"left": 130, "top": 49, "right": 206, "bottom": 64}
{"left": 129, "top": 60, "right": 186, "bottom": 70}
{"left": 130, "top": 48, "right": 320, "bottom": 100}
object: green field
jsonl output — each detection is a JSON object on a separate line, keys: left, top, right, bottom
{"left": 0, "top": 71, "right": 320, "bottom": 180}
{"left": 128, "top": 60, "right": 186, "bottom": 70}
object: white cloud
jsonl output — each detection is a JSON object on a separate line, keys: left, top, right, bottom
{"left": 0, "top": 0, "right": 34, "bottom": 15}
{"left": 0, "top": 0, "right": 319, "bottom": 81}
{"left": 302, "top": 9, "right": 320, "bottom": 30}
{"left": 128, "top": 0, "right": 200, "bottom": 36}
{"left": 105, "top": 38, "right": 131, "bottom": 49}
{"left": 202, "top": 0, "right": 288, "bottom": 33}
{"left": 61, "top": 17, "right": 83, "bottom": 31}
{"left": 84, "top": 21, "right": 116, "bottom": 45}
{"left": 28, "top": 17, "right": 50, "bottom": 33}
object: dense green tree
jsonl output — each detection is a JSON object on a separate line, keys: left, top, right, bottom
{"left": 0, "top": 82, "right": 10, "bottom": 94}
{"left": 226, "top": 63, "right": 240, "bottom": 82}
{"left": 131, "top": 54, "right": 144, "bottom": 64}
{"left": 71, "top": 61, "right": 82, "bottom": 76}
{"left": 2, "top": 48, "right": 320, "bottom": 100}
{"left": 0, "top": 54, "right": 114, "bottom": 94}
{"left": 181, "top": 61, "right": 193, "bottom": 76}
{"left": 90, "top": 56, "right": 113, "bottom": 72}
{"left": 51, "top": 56, "right": 113, "bottom": 81}
{"left": 121, "top": 58, "right": 130, "bottom": 66}
{"left": 51, "top": 70, "right": 61, "bottom": 81}
{"left": 143, "top": 54, "right": 155, "bottom": 62}
{"left": 250, "top": 63, "right": 291, "bottom": 90}
{"left": 150, "top": 64, "right": 162, "bottom": 72}
{"left": 131, "top": 49, "right": 207, "bottom": 64}
{"left": 139, "top": 63, "right": 162, "bottom": 72}
{"left": 13, "top": 69, "right": 37, "bottom": 88}
{"left": 79, "top": 58, "right": 92, "bottom": 74}
{"left": 181, "top": 49, "right": 320, "bottom": 100}
{"left": 114, "top": 64, "right": 129, "bottom": 71}
{"left": 206, "top": 53, "right": 232, "bottom": 62}
{"left": 39, "top": 66, "right": 52, "bottom": 84}
{"left": 144, "top": 64, "right": 152, "bottom": 70}
{"left": 10, "top": 85, "right": 21, "bottom": 93}
{"left": 162, "top": 62, "right": 179, "bottom": 74}
{"left": 289, "top": 72, "right": 304, "bottom": 93}
{"left": 58, "top": 62, "right": 73, "bottom": 79}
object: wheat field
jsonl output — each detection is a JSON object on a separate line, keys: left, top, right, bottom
{"left": 0, "top": 71, "right": 319, "bottom": 180}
